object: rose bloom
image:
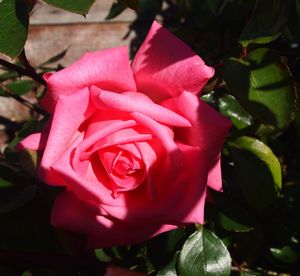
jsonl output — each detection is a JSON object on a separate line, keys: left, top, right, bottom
{"left": 19, "top": 21, "right": 231, "bottom": 248}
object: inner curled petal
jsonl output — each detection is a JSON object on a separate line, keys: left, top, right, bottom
{"left": 90, "top": 86, "right": 191, "bottom": 127}
{"left": 99, "top": 147, "right": 146, "bottom": 197}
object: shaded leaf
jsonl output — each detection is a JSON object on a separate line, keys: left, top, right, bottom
{"left": 239, "top": 0, "right": 293, "bottom": 46}
{"left": 270, "top": 241, "right": 299, "bottom": 265}
{"left": 0, "top": 165, "right": 36, "bottom": 213}
{"left": 106, "top": 1, "right": 127, "bottom": 20}
{"left": 229, "top": 136, "right": 281, "bottom": 212}
{"left": 157, "top": 251, "right": 179, "bottom": 276}
{"left": 0, "top": 0, "right": 29, "bottom": 58}
{"left": 224, "top": 48, "right": 296, "bottom": 129}
{"left": 213, "top": 193, "right": 257, "bottom": 232}
{"left": 178, "top": 228, "right": 231, "bottom": 276}
{"left": 121, "top": 0, "right": 139, "bottom": 10}
{"left": 43, "top": 0, "right": 95, "bottom": 15}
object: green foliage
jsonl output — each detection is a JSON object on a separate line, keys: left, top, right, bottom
{"left": 43, "top": 0, "right": 96, "bottom": 15}
{"left": 229, "top": 136, "right": 282, "bottom": 212}
{"left": 224, "top": 48, "right": 296, "bottom": 129}
{"left": 0, "top": 80, "right": 33, "bottom": 97}
{"left": 0, "top": 0, "right": 29, "bottom": 58}
{"left": 178, "top": 227, "right": 231, "bottom": 276}
{"left": 239, "top": 0, "right": 293, "bottom": 46}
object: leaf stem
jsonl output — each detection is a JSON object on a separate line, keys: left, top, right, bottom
{"left": 0, "top": 83, "right": 48, "bottom": 116}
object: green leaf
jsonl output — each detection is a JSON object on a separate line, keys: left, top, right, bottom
{"left": 0, "top": 165, "right": 37, "bottom": 214}
{"left": 0, "top": 80, "right": 33, "bottom": 97}
{"left": 106, "top": 1, "right": 127, "bottom": 20}
{"left": 39, "top": 48, "right": 68, "bottom": 67}
{"left": 224, "top": 48, "right": 296, "bottom": 129}
{"left": 229, "top": 136, "right": 282, "bottom": 212}
{"left": 270, "top": 241, "right": 299, "bottom": 265}
{"left": 121, "top": 0, "right": 139, "bottom": 10}
{"left": 157, "top": 251, "right": 179, "bottom": 276}
{"left": 0, "top": 0, "right": 29, "bottom": 58}
{"left": 219, "top": 94, "right": 254, "bottom": 129}
{"left": 239, "top": 0, "right": 293, "bottom": 46}
{"left": 0, "top": 71, "right": 19, "bottom": 82}
{"left": 178, "top": 228, "right": 231, "bottom": 276}
{"left": 213, "top": 194, "right": 257, "bottom": 232}
{"left": 43, "top": 0, "right": 95, "bottom": 15}
{"left": 95, "top": 249, "right": 113, "bottom": 263}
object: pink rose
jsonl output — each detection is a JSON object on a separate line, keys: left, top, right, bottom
{"left": 19, "top": 21, "right": 231, "bottom": 248}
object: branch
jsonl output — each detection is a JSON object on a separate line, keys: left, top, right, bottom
{"left": 0, "top": 82, "right": 49, "bottom": 117}
{"left": 19, "top": 49, "right": 46, "bottom": 85}
{"left": 0, "top": 57, "right": 46, "bottom": 86}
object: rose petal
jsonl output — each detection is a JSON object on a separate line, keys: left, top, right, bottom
{"left": 207, "top": 158, "right": 223, "bottom": 192}
{"left": 161, "top": 91, "right": 231, "bottom": 190}
{"left": 91, "top": 86, "right": 191, "bottom": 127}
{"left": 132, "top": 21, "right": 214, "bottom": 102}
{"left": 39, "top": 87, "right": 93, "bottom": 186}
{"left": 52, "top": 133, "right": 126, "bottom": 206}
{"left": 17, "top": 133, "right": 44, "bottom": 151}
{"left": 51, "top": 191, "right": 177, "bottom": 248}
{"left": 74, "top": 120, "right": 137, "bottom": 160}
{"left": 41, "top": 46, "right": 136, "bottom": 112}
{"left": 100, "top": 144, "right": 208, "bottom": 225}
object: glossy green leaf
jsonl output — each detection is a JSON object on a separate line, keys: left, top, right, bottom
{"left": 106, "top": 1, "right": 127, "bottom": 20}
{"left": 121, "top": 0, "right": 139, "bottom": 10}
{"left": 239, "top": 0, "right": 293, "bottom": 46}
{"left": 213, "top": 194, "right": 256, "bottom": 232}
{"left": 178, "top": 228, "right": 231, "bottom": 276}
{"left": 43, "top": 0, "right": 95, "bottom": 15}
{"left": 224, "top": 48, "right": 296, "bottom": 129}
{"left": 229, "top": 136, "right": 281, "bottom": 211}
{"left": 0, "top": 0, "right": 29, "bottom": 58}
{"left": 219, "top": 94, "right": 254, "bottom": 129}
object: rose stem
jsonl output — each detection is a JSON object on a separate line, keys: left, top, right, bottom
{"left": 19, "top": 49, "right": 46, "bottom": 86}
{"left": 0, "top": 57, "right": 46, "bottom": 86}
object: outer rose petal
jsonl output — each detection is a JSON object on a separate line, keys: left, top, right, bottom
{"left": 40, "top": 46, "right": 136, "bottom": 112}
{"left": 51, "top": 191, "right": 177, "bottom": 248}
{"left": 207, "top": 158, "right": 223, "bottom": 191}
{"left": 39, "top": 87, "right": 93, "bottom": 186}
{"left": 132, "top": 21, "right": 214, "bottom": 102}
{"left": 99, "top": 144, "right": 209, "bottom": 225}
{"left": 17, "top": 133, "right": 44, "bottom": 151}
{"left": 161, "top": 91, "right": 231, "bottom": 190}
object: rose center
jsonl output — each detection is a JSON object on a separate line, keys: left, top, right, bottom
{"left": 99, "top": 147, "right": 146, "bottom": 197}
